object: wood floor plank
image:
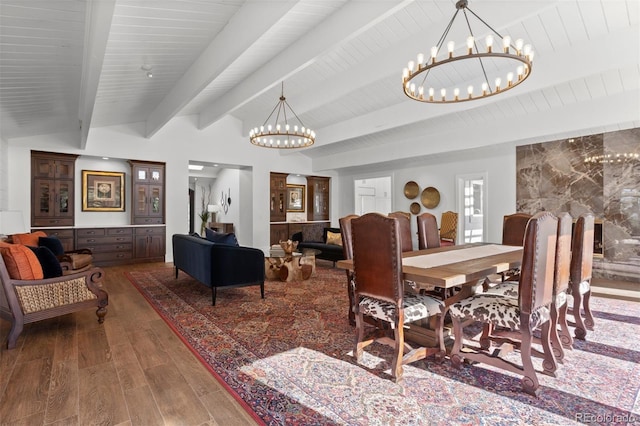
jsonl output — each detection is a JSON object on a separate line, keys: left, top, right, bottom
{"left": 77, "top": 326, "right": 111, "bottom": 369}
{"left": 129, "top": 328, "right": 171, "bottom": 370}
{"left": 78, "top": 361, "right": 129, "bottom": 426}
{"left": 0, "top": 357, "right": 52, "bottom": 422}
{"left": 123, "top": 385, "right": 164, "bottom": 426}
{"left": 53, "top": 315, "right": 78, "bottom": 363}
{"left": 111, "top": 342, "right": 148, "bottom": 391}
{"left": 144, "top": 362, "right": 210, "bottom": 425}
{"left": 45, "top": 359, "right": 78, "bottom": 424}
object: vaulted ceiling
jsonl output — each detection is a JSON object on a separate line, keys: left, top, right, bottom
{"left": 1, "top": 0, "right": 638, "bottom": 168}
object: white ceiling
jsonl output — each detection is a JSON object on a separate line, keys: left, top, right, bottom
{"left": 1, "top": 0, "right": 638, "bottom": 170}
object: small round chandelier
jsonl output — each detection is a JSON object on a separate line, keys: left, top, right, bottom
{"left": 249, "top": 82, "right": 315, "bottom": 149}
{"left": 402, "top": 0, "right": 534, "bottom": 104}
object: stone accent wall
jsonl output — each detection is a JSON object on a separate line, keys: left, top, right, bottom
{"left": 516, "top": 128, "right": 640, "bottom": 282}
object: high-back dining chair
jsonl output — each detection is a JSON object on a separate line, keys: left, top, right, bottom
{"left": 351, "top": 213, "right": 445, "bottom": 383}
{"left": 569, "top": 214, "right": 595, "bottom": 340}
{"left": 388, "top": 211, "right": 413, "bottom": 252}
{"left": 449, "top": 212, "right": 558, "bottom": 396}
{"left": 416, "top": 212, "right": 441, "bottom": 250}
{"left": 439, "top": 211, "right": 458, "bottom": 246}
{"left": 485, "top": 212, "right": 573, "bottom": 364}
{"left": 339, "top": 214, "right": 359, "bottom": 326}
{"left": 502, "top": 213, "right": 533, "bottom": 246}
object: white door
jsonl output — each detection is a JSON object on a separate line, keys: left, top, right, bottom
{"left": 457, "top": 173, "right": 487, "bottom": 243}
{"left": 354, "top": 177, "right": 391, "bottom": 215}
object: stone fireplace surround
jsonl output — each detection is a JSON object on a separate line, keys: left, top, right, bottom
{"left": 516, "top": 127, "right": 639, "bottom": 283}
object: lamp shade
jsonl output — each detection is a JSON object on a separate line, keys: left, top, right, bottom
{"left": 0, "top": 211, "right": 27, "bottom": 236}
{"left": 207, "top": 204, "right": 221, "bottom": 213}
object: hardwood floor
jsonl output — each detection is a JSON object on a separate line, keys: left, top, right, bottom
{"left": 0, "top": 262, "right": 258, "bottom": 426}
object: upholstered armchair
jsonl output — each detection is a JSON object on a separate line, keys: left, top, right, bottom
{"left": 0, "top": 247, "right": 108, "bottom": 349}
{"left": 11, "top": 231, "right": 93, "bottom": 274}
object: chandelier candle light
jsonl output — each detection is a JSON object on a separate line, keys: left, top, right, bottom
{"left": 402, "top": 0, "right": 534, "bottom": 104}
{"left": 249, "top": 82, "right": 315, "bottom": 149}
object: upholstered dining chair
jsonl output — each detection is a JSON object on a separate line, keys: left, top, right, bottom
{"left": 569, "top": 214, "right": 595, "bottom": 340}
{"left": 439, "top": 211, "right": 458, "bottom": 246}
{"left": 449, "top": 212, "right": 558, "bottom": 396}
{"left": 416, "top": 212, "right": 441, "bottom": 250}
{"left": 339, "top": 214, "right": 359, "bottom": 326}
{"left": 484, "top": 212, "right": 573, "bottom": 364}
{"left": 351, "top": 213, "right": 445, "bottom": 383}
{"left": 502, "top": 213, "right": 533, "bottom": 246}
{"left": 388, "top": 211, "right": 413, "bottom": 252}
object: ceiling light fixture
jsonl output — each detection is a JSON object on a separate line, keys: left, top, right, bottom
{"left": 188, "top": 164, "right": 204, "bottom": 171}
{"left": 141, "top": 64, "right": 153, "bottom": 78}
{"left": 249, "top": 82, "right": 315, "bottom": 149}
{"left": 402, "top": 0, "right": 533, "bottom": 103}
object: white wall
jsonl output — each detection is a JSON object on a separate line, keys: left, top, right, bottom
{"left": 338, "top": 147, "right": 516, "bottom": 248}
{"left": 0, "top": 136, "right": 7, "bottom": 210}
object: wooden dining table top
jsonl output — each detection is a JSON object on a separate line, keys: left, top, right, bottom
{"left": 336, "top": 243, "right": 523, "bottom": 290}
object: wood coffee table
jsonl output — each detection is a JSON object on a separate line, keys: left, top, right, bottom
{"left": 265, "top": 248, "right": 321, "bottom": 282}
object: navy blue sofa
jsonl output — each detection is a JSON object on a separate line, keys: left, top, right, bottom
{"left": 172, "top": 234, "right": 265, "bottom": 305}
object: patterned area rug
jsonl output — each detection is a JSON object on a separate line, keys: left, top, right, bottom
{"left": 126, "top": 265, "right": 640, "bottom": 425}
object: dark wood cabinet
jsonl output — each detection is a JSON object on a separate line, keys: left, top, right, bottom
{"left": 134, "top": 227, "right": 166, "bottom": 261}
{"left": 31, "top": 151, "right": 78, "bottom": 227}
{"left": 270, "top": 223, "right": 289, "bottom": 245}
{"left": 40, "top": 228, "right": 74, "bottom": 252}
{"left": 306, "top": 176, "right": 330, "bottom": 221}
{"left": 75, "top": 227, "right": 134, "bottom": 266}
{"left": 270, "top": 172, "right": 288, "bottom": 222}
{"left": 129, "top": 160, "right": 165, "bottom": 225}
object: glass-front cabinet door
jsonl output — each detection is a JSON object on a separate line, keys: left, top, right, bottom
{"left": 32, "top": 178, "right": 74, "bottom": 226}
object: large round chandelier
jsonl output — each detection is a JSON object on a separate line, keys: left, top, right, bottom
{"left": 402, "top": 0, "right": 534, "bottom": 104}
{"left": 249, "top": 82, "right": 315, "bottom": 149}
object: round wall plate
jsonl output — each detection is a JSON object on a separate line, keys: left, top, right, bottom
{"left": 410, "top": 202, "right": 421, "bottom": 215}
{"left": 403, "top": 181, "right": 419, "bottom": 199}
{"left": 421, "top": 187, "right": 441, "bottom": 209}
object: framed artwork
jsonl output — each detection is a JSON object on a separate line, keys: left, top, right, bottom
{"left": 286, "top": 184, "right": 305, "bottom": 212}
{"left": 82, "top": 170, "right": 125, "bottom": 211}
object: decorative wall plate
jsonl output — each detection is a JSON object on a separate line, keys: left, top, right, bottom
{"left": 404, "top": 181, "right": 419, "bottom": 199}
{"left": 421, "top": 187, "right": 440, "bottom": 209}
{"left": 410, "top": 202, "right": 421, "bottom": 215}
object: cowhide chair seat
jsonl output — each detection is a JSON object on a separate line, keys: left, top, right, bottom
{"left": 449, "top": 294, "right": 550, "bottom": 331}
{"left": 359, "top": 292, "right": 443, "bottom": 325}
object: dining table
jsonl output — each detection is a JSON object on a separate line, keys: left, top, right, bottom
{"left": 336, "top": 242, "right": 524, "bottom": 347}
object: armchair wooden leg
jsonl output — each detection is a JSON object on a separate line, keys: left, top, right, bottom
{"left": 7, "top": 321, "right": 23, "bottom": 350}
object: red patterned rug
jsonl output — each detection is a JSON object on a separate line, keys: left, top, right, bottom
{"left": 126, "top": 265, "right": 640, "bottom": 425}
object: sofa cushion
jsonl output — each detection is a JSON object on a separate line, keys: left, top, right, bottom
{"left": 205, "top": 228, "right": 239, "bottom": 246}
{"left": 38, "top": 235, "right": 65, "bottom": 256}
{"left": 302, "top": 225, "right": 324, "bottom": 243}
{"left": 28, "top": 246, "right": 63, "bottom": 278}
{"left": 326, "top": 230, "right": 342, "bottom": 246}
{"left": 11, "top": 231, "right": 47, "bottom": 247}
{"left": 0, "top": 242, "right": 44, "bottom": 280}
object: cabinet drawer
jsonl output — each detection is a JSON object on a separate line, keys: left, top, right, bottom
{"left": 107, "top": 228, "right": 132, "bottom": 236}
{"left": 42, "top": 229, "right": 74, "bottom": 239}
{"left": 33, "top": 218, "right": 74, "bottom": 227}
{"left": 77, "top": 235, "right": 133, "bottom": 245}
{"left": 79, "top": 243, "right": 132, "bottom": 253}
{"left": 135, "top": 227, "right": 165, "bottom": 236}
{"left": 92, "top": 252, "right": 133, "bottom": 262}
{"left": 77, "top": 228, "right": 106, "bottom": 237}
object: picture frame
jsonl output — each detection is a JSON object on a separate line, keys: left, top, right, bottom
{"left": 286, "top": 184, "right": 305, "bottom": 212}
{"left": 82, "top": 170, "right": 125, "bottom": 211}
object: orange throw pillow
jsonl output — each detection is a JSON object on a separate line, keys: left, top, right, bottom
{"left": 11, "top": 231, "right": 47, "bottom": 247}
{"left": 0, "top": 242, "right": 44, "bottom": 280}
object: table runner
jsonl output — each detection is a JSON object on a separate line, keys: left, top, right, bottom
{"left": 402, "top": 244, "right": 521, "bottom": 269}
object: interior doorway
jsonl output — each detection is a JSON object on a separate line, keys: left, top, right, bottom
{"left": 354, "top": 176, "right": 391, "bottom": 215}
{"left": 456, "top": 173, "right": 487, "bottom": 243}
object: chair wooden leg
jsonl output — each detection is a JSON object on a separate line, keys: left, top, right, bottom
{"left": 539, "top": 321, "right": 558, "bottom": 376}
{"left": 391, "top": 325, "right": 404, "bottom": 383}
{"left": 480, "top": 323, "right": 492, "bottom": 350}
{"left": 557, "top": 301, "right": 573, "bottom": 349}
{"left": 572, "top": 292, "right": 588, "bottom": 340}
{"left": 450, "top": 316, "right": 465, "bottom": 368}
{"left": 6, "top": 320, "right": 23, "bottom": 350}
{"left": 583, "top": 289, "right": 595, "bottom": 331}
{"left": 354, "top": 311, "right": 365, "bottom": 362}
{"left": 549, "top": 303, "right": 564, "bottom": 362}
{"left": 519, "top": 323, "right": 540, "bottom": 397}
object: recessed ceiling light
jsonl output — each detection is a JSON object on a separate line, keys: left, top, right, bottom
{"left": 102, "top": 157, "right": 109, "bottom": 160}
{"left": 213, "top": 164, "right": 219, "bottom": 167}
{"left": 188, "top": 164, "right": 204, "bottom": 171}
